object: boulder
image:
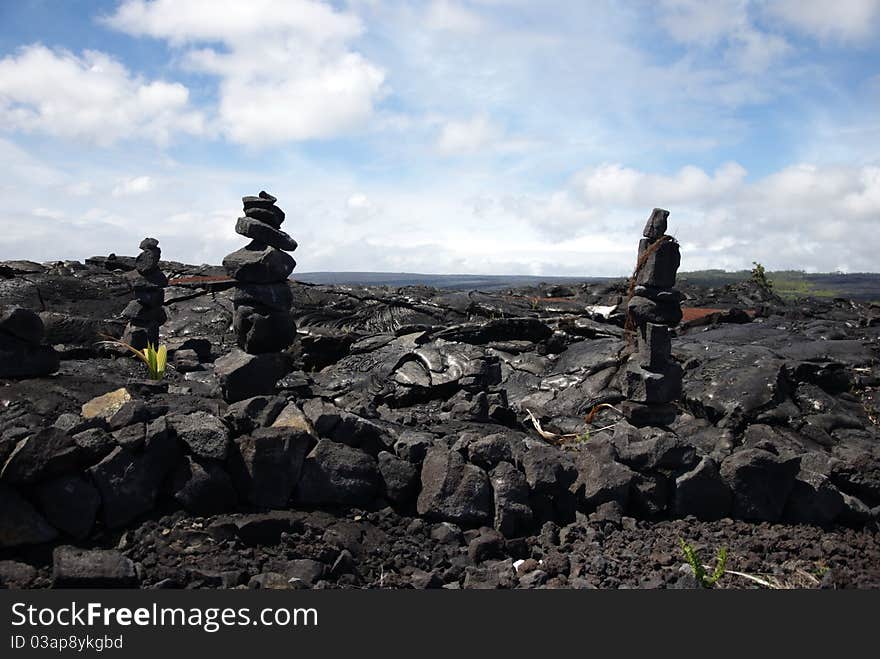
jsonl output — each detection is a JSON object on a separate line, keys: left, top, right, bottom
{"left": 171, "top": 456, "right": 237, "bottom": 516}
{"left": 0, "top": 483, "right": 58, "bottom": 548}
{"left": 168, "top": 411, "right": 231, "bottom": 460}
{"left": 377, "top": 451, "right": 418, "bottom": 503}
{"left": 35, "top": 474, "right": 100, "bottom": 540}
{"left": 720, "top": 449, "right": 799, "bottom": 522}
{"left": 215, "top": 349, "right": 291, "bottom": 403}
{"left": 296, "top": 440, "right": 380, "bottom": 506}
{"left": 87, "top": 432, "right": 179, "bottom": 528}
{"left": 673, "top": 457, "right": 731, "bottom": 521}
{"left": 0, "top": 427, "right": 82, "bottom": 484}
{"left": 222, "top": 241, "right": 296, "bottom": 284}
{"left": 490, "top": 461, "right": 533, "bottom": 537}
{"left": 52, "top": 547, "right": 138, "bottom": 588}
{"left": 417, "top": 445, "right": 493, "bottom": 527}
{"left": 233, "top": 428, "right": 313, "bottom": 508}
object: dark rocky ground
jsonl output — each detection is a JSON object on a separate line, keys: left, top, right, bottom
{"left": 1, "top": 257, "right": 879, "bottom": 589}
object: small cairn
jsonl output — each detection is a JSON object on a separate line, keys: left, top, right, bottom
{"left": 222, "top": 191, "right": 298, "bottom": 353}
{"left": 121, "top": 238, "right": 167, "bottom": 349}
{"left": 621, "top": 208, "right": 684, "bottom": 427}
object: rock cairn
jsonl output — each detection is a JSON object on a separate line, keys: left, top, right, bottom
{"left": 222, "top": 191, "right": 298, "bottom": 354}
{"left": 622, "top": 208, "right": 684, "bottom": 426}
{"left": 121, "top": 238, "right": 167, "bottom": 349}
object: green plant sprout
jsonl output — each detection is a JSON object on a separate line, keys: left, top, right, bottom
{"left": 100, "top": 338, "right": 168, "bottom": 381}
{"left": 679, "top": 538, "right": 727, "bottom": 588}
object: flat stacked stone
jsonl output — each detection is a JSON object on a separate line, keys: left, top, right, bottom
{"left": 223, "top": 191, "right": 298, "bottom": 354}
{"left": 622, "top": 209, "right": 683, "bottom": 427}
{"left": 121, "top": 238, "right": 167, "bottom": 349}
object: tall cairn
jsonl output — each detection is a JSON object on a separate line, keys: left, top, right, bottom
{"left": 621, "top": 208, "right": 684, "bottom": 427}
{"left": 222, "top": 191, "right": 298, "bottom": 353}
{"left": 122, "top": 237, "right": 167, "bottom": 349}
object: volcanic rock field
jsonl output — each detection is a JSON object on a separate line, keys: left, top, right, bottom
{"left": 1, "top": 212, "right": 879, "bottom": 589}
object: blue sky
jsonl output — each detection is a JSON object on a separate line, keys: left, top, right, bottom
{"left": 1, "top": 0, "right": 879, "bottom": 275}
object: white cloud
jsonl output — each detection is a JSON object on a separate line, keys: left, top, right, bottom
{"left": 112, "top": 176, "right": 155, "bottom": 197}
{"left": 345, "top": 193, "right": 380, "bottom": 224}
{"left": 436, "top": 114, "right": 500, "bottom": 155}
{"left": 764, "top": 0, "right": 880, "bottom": 43}
{"left": 104, "top": 0, "right": 386, "bottom": 145}
{"left": 657, "top": 0, "right": 791, "bottom": 72}
{"left": 575, "top": 162, "right": 748, "bottom": 209}
{"left": 0, "top": 45, "right": 204, "bottom": 145}
{"left": 425, "top": 1, "right": 484, "bottom": 33}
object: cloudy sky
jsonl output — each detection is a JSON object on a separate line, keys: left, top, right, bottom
{"left": 1, "top": 0, "right": 879, "bottom": 276}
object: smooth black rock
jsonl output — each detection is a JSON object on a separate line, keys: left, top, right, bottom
{"left": 296, "top": 440, "right": 380, "bottom": 506}
{"left": 139, "top": 237, "right": 159, "bottom": 250}
{"left": 223, "top": 241, "right": 296, "bottom": 284}
{"left": 35, "top": 474, "right": 100, "bottom": 539}
{"left": 235, "top": 217, "right": 298, "bottom": 252}
{"left": 52, "top": 546, "right": 138, "bottom": 588}
{"left": 417, "top": 445, "right": 493, "bottom": 527}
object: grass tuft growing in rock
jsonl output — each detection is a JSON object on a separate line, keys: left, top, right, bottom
{"left": 679, "top": 538, "right": 727, "bottom": 588}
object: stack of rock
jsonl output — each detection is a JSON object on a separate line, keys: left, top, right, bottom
{"left": 621, "top": 208, "right": 684, "bottom": 427}
{"left": 0, "top": 306, "right": 59, "bottom": 378}
{"left": 222, "top": 191, "right": 298, "bottom": 353}
{"left": 121, "top": 238, "right": 167, "bottom": 349}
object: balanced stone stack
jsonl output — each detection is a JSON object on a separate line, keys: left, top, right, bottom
{"left": 222, "top": 191, "right": 298, "bottom": 353}
{"left": 121, "top": 238, "right": 167, "bottom": 349}
{"left": 622, "top": 208, "right": 684, "bottom": 427}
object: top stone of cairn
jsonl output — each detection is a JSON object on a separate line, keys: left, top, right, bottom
{"left": 642, "top": 208, "right": 669, "bottom": 240}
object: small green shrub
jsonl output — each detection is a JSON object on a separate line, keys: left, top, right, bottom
{"left": 679, "top": 538, "right": 727, "bottom": 588}
{"left": 751, "top": 261, "right": 773, "bottom": 292}
{"left": 100, "top": 338, "right": 168, "bottom": 380}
